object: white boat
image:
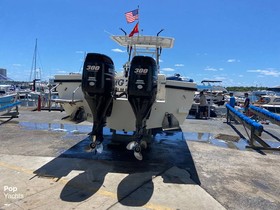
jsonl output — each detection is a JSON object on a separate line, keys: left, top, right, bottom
{"left": 194, "top": 80, "right": 228, "bottom": 106}
{"left": 53, "top": 33, "right": 196, "bottom": 160}
{"left": 0, "top": 85, "right": 18, "bottom": 105}
{"left": 0, "top": 91, "right": 17, "bottom": 105}
{"left": 253, "top": 92, "right": 280, "bottom": 114}
{"left": 190, "top": 80, "right": 228, "bottom": 118}
{"left": 0, "top": 85, "right": 20, "bottom": 117}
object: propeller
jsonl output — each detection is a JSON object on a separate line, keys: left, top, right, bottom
{"left": 84, "top": 135, "right": 103, "bottom": 154}
{"left": 133, "top": 144, "right": 143, "bottom": 161}
{"left": 96, "top": 142, "right": 103, "bottom": 154}
{"left": 140, "top": 140, "right": 147, "bottom": 149}
{"left": 126, "top": 140, "right": 147, "bottom": 161}
{"left": 126, "top": 141, "right": 137, "bottom": 150}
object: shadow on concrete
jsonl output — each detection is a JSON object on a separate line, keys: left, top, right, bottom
{"left": 225, "top": 122, "right": 247, "bottom": 140}
{"left": 263, "top": 130, "right": 280, "bottom": 142}
{"left": 33, "top": 128, "right": 200, "bottom": 207}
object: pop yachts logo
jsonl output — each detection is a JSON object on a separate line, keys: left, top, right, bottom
{"left": 3, "top": 186, "right": 24, "bottom": 199}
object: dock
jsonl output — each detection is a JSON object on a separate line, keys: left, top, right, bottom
{"left": 0, "top": 108, "right": 279, "bottom": 210}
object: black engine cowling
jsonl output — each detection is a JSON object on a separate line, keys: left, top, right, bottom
{"left": 81, "top": 53, "right": 115, "bottom": 141}
{"left": 127, "top": 56, "right": 158, "bottom": 135}
{"left": 82, "top": 53, "right": 115, "bottom": 96}
{"left": 127, "top": 56, "right": 157, "bottom": 97}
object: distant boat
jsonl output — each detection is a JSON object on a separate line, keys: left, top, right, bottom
{"left": 0, "top": 91, "right": 16, "bottom": 104}
{"left": 253, "top": 92, "right": 280, "bottom": 114}
{"left": 0, "top": 85, "right": 20, "bottom": 117}
{"left": 0, "top": 84, "right": 14, "bottom": 95}
{"left": 195, "top": 80, "right": 228, "bottom": 106}
{"left": 0, "top": 84, "right": 19, "bottom": 103}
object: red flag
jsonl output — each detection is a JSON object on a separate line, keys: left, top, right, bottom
{"left": 125, "top": 9, "right": 139, "bottom": 23}
{"left": 129, "top": 22, "right": 139, "bottom": 37}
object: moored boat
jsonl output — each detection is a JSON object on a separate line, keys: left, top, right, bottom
{"left": 253, "top": 92, "right": 280, "bottom": 114}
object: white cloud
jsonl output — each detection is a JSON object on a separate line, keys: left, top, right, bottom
{"left": 204, "top": 66, "right": 223, "bottom": 71}
{"left": 161, "top": 67, "right": 175, "bottom": 72}
{"left": 75, "top": 51, "right": 85, "bottom": 54}
{"left": 159, "top": 59, "right": 163, "bottom": 63}
{"left": 57, "top": 70, "right": 68, "bottom": 74}
{"left": 12, "top": 64, "right": 22, "bottom": 67}
{"left": 214, "top": 76, "right": 226, "bottom": 80}
{"left": 111, "top": 48, "right": 125, "bottom": 53}
{"left": 196, "top": 53, "right": 208, "bottom": 56}
{"left": 204, "top": 67, "right": 217, "bottom": 71}
{"left": 175, "top": 64, "right": 184, "bottom": 67}
{"left": 247, "top": 69, "right": 280, "bottom": 77}
{"left": 227, "top": 59, "right": 240, "bottom": 63}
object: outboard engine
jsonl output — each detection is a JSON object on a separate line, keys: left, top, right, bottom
{"left": 126, "top": 56, "right": 158, "bottom": 160}
{"left": 81, "top": 53, "right": 115, "bottom": 153}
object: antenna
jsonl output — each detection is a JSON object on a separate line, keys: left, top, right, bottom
{"left": 157, "top": 29, "right": 164, "bottom": 36}
{"left": 119, "top": 28, "right": 127, "bottom": 35}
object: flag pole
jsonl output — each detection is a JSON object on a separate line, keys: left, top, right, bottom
{"left": 137, "top": 5, "right": 140, "bottom": 37}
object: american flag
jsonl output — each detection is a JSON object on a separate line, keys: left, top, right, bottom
{"left": 125, "top": 9, "right": 139, "bottom": 23}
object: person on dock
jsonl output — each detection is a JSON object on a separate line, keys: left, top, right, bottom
{"left": 229, "top": 92, "right": 236, "bottom": 108}
{"left": 199, "top": 91, "right": 207, "bottom": 119}
{"left": 244, "top": 92, "right": 250, "bottom": 116}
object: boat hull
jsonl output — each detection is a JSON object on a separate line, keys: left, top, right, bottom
{"left": 54, "top": 74, "right": 196, "bottom": 132}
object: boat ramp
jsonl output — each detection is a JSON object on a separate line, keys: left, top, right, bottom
{"left": 0, "top": 107, "right": 279, "bottom": 210}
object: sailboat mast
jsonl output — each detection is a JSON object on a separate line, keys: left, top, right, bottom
{"left": 29, "top": 38, "right": 38, "bottom": 81}
{"left": 34, "top": 38, "right": 37, "bottom": 79}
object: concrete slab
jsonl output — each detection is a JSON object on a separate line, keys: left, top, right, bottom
{"left": 186, "top": 141, "right": 280, "bottom": 210}
{"left": 111, "top": 167, "right": 225, "bottom": 210}
{"left": 1, "top": 109, "right": 279, "bottom": 209}
{"left": 0, "top": 154, "right": 224, "bottom": 210}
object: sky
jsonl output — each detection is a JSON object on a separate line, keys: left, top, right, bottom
{"left": 0, "top": 0, "right": 279, "bottom": 87}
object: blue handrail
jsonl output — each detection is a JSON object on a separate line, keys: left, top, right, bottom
{"left": 226, "top": 104, "right": 263, "bottom": 132}
{"left": 0, "top": 101, "right": 21, "bottom": 112}
{"left": 249, "top": 105, "right": 280, "bottom": 126}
